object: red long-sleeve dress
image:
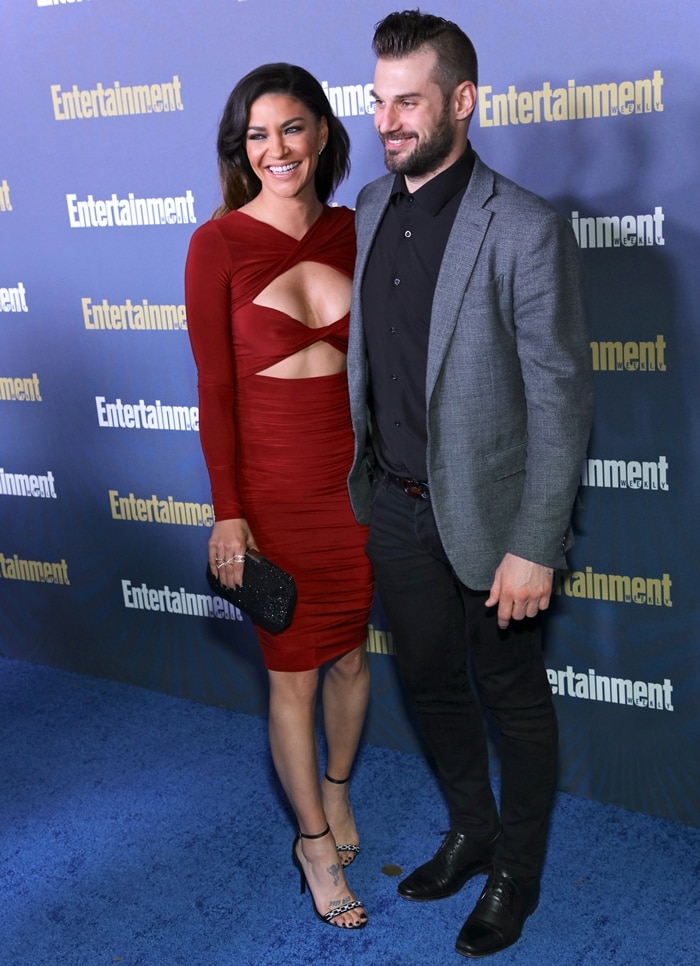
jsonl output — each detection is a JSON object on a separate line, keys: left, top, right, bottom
{"left": 185, "top": 205, "right": 373, "bottom": 671}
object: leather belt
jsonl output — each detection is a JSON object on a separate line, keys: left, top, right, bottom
{"left": 386, "top": 472, "right": 430, "bottom": 500}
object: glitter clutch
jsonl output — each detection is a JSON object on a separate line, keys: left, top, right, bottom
{"left": 205, "top": 549, "right": 297, "bottom": 634}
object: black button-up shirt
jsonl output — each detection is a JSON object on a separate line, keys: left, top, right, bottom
{"left": 361, "top": 145, "right": 475, "bottom": 481}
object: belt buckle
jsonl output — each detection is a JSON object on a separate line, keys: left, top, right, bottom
{"left": 403, "top": 479, "right": 429, "bottom": 500}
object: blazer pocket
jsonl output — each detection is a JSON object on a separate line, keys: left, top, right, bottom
{"left": 486, "top": 441, "right": 527, "bottom": 481}
{"left": 466, "top": 271, "right": 504, "bottom": 293}
{"left": 488, "top": 273, "right": 505, "bottom": 293}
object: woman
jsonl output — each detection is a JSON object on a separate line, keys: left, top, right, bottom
{"left": 184, "top": 63, "right": 372, "bottom": 930}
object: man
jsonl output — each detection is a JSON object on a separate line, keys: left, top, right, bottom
{"left": 347, "top": 10, "right": 593, "bottom": 959}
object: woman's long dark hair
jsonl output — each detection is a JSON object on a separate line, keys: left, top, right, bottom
{"left": 215, "top": 63, "right": 350, "bottom": 215}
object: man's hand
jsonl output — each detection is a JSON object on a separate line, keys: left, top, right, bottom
{"left": 485, "top": 553, "right": 554, "bottom": 629}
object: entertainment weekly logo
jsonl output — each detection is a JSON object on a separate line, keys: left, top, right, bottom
{"left": 37, "top": 0, "right": 91, "bottom": 7}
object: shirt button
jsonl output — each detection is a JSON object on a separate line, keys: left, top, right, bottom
{"left": 389, "top": 326, "right": 397, "bottom": 334}
{"left": 393, "top": 278, "right": 400, "bottom": 285}
{"left": 391, "top": 373, "right": 398, "bottom": 380}
{"left": 405, "top": 230, "right": 412, "bottom": 238}
{"left": 394, "top": 421, "right": 401, "bottom": 427}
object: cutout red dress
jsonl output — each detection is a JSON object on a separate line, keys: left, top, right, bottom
{"left": 185, "top": 205, "right": 373, "bottom": 670}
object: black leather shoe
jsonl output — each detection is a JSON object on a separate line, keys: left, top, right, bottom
{"left": 455, "top": 869, "right": 540, "bottom": 958}
{"left": 397, "top": 828, "right": 500, "bottom": 902}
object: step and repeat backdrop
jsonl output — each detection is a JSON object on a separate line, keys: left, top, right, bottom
{"left": 1, "top": 0, "right": 698, "bottom": 825}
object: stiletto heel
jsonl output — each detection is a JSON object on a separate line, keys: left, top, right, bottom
{"left": 324, "top": 772, "right": 361, "bottom": 866}
{"left": 292, "top": 834, "right": 307, "bottom": 895}
{"left": 292, "top": 826, "right": 329, "bottom": 895}
{"left": 291, "top": 825, "right": 368, "bottom": 929}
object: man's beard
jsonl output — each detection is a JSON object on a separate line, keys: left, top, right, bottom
{"left": 382, "top": 99, "right": 455, "bottom": 179}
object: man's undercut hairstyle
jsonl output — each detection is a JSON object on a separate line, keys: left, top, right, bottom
{"left": 372, "top": 9, "right": 478, "bottom": 96}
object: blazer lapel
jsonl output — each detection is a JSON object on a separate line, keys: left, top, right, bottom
{"left": 426, "top": 159, "right": 495, "bottom": 402}
{"left": 349, "top": 177, "right": 393, "bottom": 377}
{"left": 348, "top": 177, "right": 394, "bottom": 423}
{"left": 354, "top": 177, "right": 393, "bottom": 281}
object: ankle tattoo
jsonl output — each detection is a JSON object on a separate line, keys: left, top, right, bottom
{"left": 327, "top": 862, "right": 341, "bottom": 886}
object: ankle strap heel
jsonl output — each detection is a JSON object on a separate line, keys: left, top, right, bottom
{"left": 291, "top": 825, "right": 368, "bottom": 929}
{"left": 299, "top": 824, "right": 331, "bottom": 840}
{"left": 324, "top": 772, "right": 350, "bottom": 785}
{"left": 323, "top": 774, "right": 361, "bottom": 866}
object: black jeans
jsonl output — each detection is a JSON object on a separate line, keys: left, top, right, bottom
{"left": 367, "top": 477, "right": 558, "bottom": 879}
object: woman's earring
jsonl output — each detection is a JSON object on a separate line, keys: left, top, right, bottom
{"left": 319, "top": 143, "right": 326, "bottom": 155}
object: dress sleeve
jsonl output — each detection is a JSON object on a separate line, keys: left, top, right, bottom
{"left": 184, "top": 221, "right": 244, "bottom": 520}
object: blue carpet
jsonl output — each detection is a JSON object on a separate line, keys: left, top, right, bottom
{"left": 2, "top": 656, "right": 698, "bottom": 966}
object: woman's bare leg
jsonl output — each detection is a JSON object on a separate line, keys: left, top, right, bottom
{"left": 320, "top": 645, "right": 370, "bottom": 861}
{"left": 267, "top": 667, "right": 367, "bottom": 927}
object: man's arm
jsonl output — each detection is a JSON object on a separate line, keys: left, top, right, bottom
{"left": 490, "top": 206, "right": 592, "bottom": 624}
{"left": 504, "top": 207, "right": 594, "bottom": 573}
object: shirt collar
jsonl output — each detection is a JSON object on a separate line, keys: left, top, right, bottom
{"left": 390, "top": 142, "right": 475, "bottom": 214}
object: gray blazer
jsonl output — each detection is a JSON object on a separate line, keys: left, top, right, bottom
{"left": 347, "top": 152, "right": 594, "bottom": 589}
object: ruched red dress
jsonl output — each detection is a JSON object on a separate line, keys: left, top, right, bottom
{"left": 185, "top": 205, "right": 372, "bottom": 671}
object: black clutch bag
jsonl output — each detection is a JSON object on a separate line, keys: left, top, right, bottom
{"left": 205, "top": 549, "right": 297, "bottom": 634}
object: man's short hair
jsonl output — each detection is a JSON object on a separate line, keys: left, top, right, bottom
{"left": 372, "top": 9, "right": 479, "bottom": 96}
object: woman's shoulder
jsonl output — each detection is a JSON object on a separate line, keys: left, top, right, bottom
{"left": 325, "top": 203, "right": 355, "bottom": 225}
{"left": 315, "top": 205, "right": 356, "bottom": 268}
{"left": 322, "top": 204, "right": 356, "bottom": 242}
{"left": 188, "top": 210, "right": 260, "bottom": 262}
{"left": 197, "top": 209, "right": 251, "bottom": 238}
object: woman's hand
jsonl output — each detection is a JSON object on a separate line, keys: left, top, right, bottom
{"left": 208, "top": 518, "right": 257, "bottom": 589}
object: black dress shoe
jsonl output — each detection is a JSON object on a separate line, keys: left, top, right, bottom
{"left": 455, "top": 869, "right": 540, "bottom": 958}
{"left": 398, "top": 828, "right": 500, "bottom": 902}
